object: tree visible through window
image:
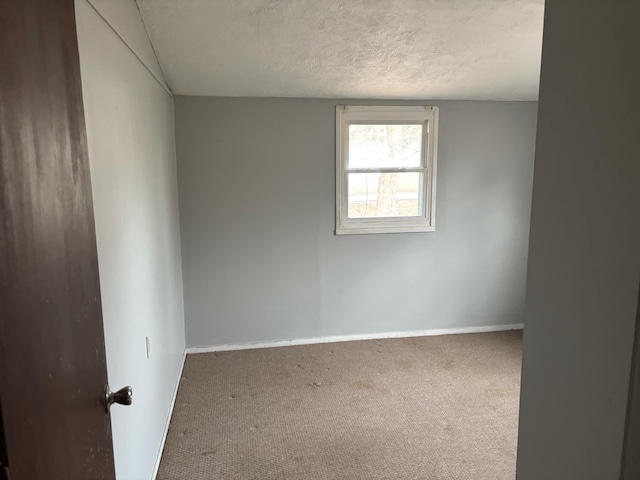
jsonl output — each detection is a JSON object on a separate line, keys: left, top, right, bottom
{"left": 336, "top": 106, "right": 438, "bottom": 235}
{"left": 348, "top": 124, "right": 423, "bottom": 218}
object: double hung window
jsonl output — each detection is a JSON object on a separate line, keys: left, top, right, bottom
{"left": 335, "top": 106, "right": 439, "bottom": 235}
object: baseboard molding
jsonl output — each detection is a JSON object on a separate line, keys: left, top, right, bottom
{"left": 152, "top": 348, "right": 186, "bottom": 480}
{"left": 185, "top": 323, "right": 524, "bottom": 355}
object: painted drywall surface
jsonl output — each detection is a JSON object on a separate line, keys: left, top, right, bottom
{"left": 175, "top": 97, "right": 538, "bottom": 348}
{"left": 622, "top": 287, "right": 640, "bottom": 480}
{"left": 75, "top": 1, "right": 185, "bottom": 479}
{"left": 516, "top": 2, "right": 640, "bottom": 479}
{"left": 87, "top": 0, "right": 168, "bottom": 92}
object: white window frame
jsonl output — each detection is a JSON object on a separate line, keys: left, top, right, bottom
{"left": 335, "top": 105, "right": 439, "bottom": 235}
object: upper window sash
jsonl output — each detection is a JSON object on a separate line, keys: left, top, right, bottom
{"left": 345, "top": 122, "right": 429, "bottom": 171}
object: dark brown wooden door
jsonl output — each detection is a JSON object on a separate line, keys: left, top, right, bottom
{"left": 0, "top": 0, "right": 116, "bottom": 478}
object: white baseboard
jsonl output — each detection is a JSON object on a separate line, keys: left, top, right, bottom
{"left": 185, "top": 323, "right": 524, "bottom": 355}
{"left": 151, "top": 348, "right": 186, "bottom": 480}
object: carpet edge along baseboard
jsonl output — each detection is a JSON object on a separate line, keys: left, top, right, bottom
{"left": 185, "top": 323, "right": 525, "bottom": 355}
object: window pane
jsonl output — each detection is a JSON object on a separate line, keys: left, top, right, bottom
{"left": 348, "top": 124, "right": 422, "bottom": 168}
{"left": 347, "top": 172, "right": 423, "bottom": 218}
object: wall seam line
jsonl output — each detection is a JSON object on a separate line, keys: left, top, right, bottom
{"left": 85, "top": 0, "right": 173, "bottom": 98}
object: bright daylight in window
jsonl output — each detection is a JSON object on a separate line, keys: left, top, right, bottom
{"left": 335, "top": 106, "right": 438, "bottom": 235}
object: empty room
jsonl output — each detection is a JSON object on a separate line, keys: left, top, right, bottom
{"left": 2, "top": 1, "right": 640, "bottom": 480}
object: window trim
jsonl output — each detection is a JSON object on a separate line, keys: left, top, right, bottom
{"left": 335, "top": 105, "right": 439, "bottom": 235}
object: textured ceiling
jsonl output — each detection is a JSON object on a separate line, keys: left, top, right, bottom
{"left": 137, "top": 0, "right": 544, "bottom": 100}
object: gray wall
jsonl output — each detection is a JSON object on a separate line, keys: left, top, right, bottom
{"left": 516, "top": 1, "right": 640, "bottom": 479}
{"left": 76, "top": 1, "right": 186, "bottom": 478}
{"left": 176, "top": 98, "right": 538, "bottom": 348}
{"left": 622, "top": 287, "right": 640, "bottom": 480}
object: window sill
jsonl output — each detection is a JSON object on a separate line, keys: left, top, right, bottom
{"left": 335, "top": 224, "right": 436, "bottom": 235}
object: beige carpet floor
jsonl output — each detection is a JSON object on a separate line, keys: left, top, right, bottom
{"left": 158, "top": 331, "right": 522, "bottom": 480}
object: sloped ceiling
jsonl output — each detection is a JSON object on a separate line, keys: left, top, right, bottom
{"left": 137, "top": 0, "right": 544, "bottom": 100}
